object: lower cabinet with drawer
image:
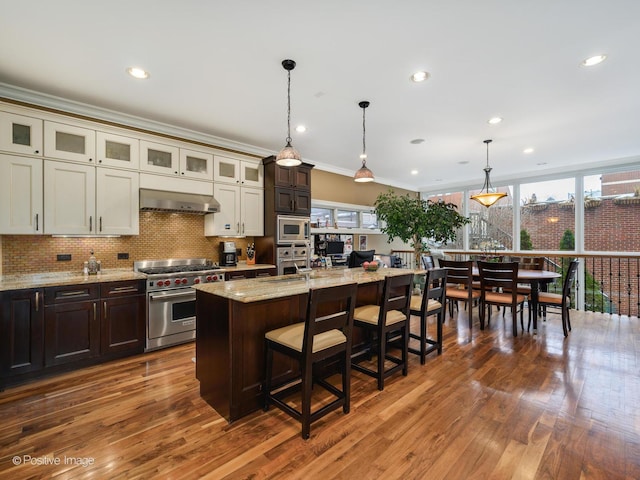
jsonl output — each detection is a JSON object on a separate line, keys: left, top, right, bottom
{"left": 1, "top": 279, "right": 145, "bottom": 389}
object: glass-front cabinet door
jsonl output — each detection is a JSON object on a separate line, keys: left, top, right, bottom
{"left": 96, "top": 131, "right": 139, "bottom": 169}
{"left": 241, "top": 161, "right": 263, "bottom": 188}
{"left": 214, "top": 156, "right": 240, "bottom": 184}
{"left": 139, "top": 140, "right": 179, "bottom": 175}
{"left": 44, "top": 121, "right": 96, "bottom": 163}
{"left": 0, "top": 111, "right": 43, "bottom": 155}
{"left": 179, "top": 148, "right": 213, "bottom": 180}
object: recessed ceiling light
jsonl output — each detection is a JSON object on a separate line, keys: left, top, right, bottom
{"left": 582, "top": 54, "right": 607, "bottom": 67}
{"left": 537, "top": 162, "right": 547, "bottom": 166}
{"left": 410, "top": 138, "right": 425, "bottom": 144}
{"left": 458, "top": 160, "right": 469, "bottom": 165}
{"left": 295, "top": 125, "right": 306, "bottom": 133}
{"left": 523, "top": 147, "right": 534, "bottom": 154}
{"left": 127, "top": 67, "right": 150, "bottom": 79}
{"left": 488, "top": 117, "right": 503, "bottom": 125}
{"left": 411, "top": 71, "right": 430, "bottom": 82}
{"left": 410, "top": 169, "right": 419, "bottom": 175}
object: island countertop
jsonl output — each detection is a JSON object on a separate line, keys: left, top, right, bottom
{"left": 193, "top": 267, "right": 417, "bottom": 303}
{"left": 0, "top": 269, "right": 147, "bottom": 292}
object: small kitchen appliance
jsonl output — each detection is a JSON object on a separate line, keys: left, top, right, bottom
{"left": 220, "top": 241, "right": 237, "bottom": 266}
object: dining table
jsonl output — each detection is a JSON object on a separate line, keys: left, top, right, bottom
{"left": 470, "top": 268, "right": 561, "bottom": 333}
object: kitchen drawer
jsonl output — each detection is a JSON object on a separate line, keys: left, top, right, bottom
{"left": 100, "top": 280, "right": 145, "bottom": 298}
{"left": 45, "top": 284, "right": 100, "bottom": 305}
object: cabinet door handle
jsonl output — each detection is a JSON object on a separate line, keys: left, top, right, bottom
{"left": 93, "top": 302, "right": 97, "bottom": 319}
{"left": 99, "top": 216, "right": 103, "bottom": 232}
{"left": 242, "top": 222, "right": 245, "bottom": 234}
{"left": 290, "top": 199, "right": 294, "bottom": 211}
{"left": 89, "top": 216, "right": 93, "bottom": 232}
{"left": 237, "top": 222, "right": 240, "bottom": 234}
{"left": 104, "top": 301, "right": 107, "bottom": 319}
{"left": 35, "top": 213, "right": 39, "bottom": 231}
{"left": 35, "top": 291, "right": 39, "bottom": 312}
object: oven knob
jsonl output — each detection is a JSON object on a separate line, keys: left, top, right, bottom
{"left": 211, "top": 276, "right": 218, "bottom": 282}
{"left": 181, "top": 278, "right": 188, "bottom": 284}
{"left": 206, "top": 275, "right": 212, "bottom": 282}
{"left": 174, "top": 279, "right": 181, "bottom": 285}
{"left": 193, "top": 278, "right": 200, "bottom": 284}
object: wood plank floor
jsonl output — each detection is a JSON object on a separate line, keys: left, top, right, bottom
{"left": 1, "top": 307, "right": 639, "bottom": 479}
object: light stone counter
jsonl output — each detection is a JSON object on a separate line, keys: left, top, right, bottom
{"left": 193, "top": 267, "right": 417, "bottom": 303}
{"left": 0, "top": 269, "right": 147, "bottom": 292}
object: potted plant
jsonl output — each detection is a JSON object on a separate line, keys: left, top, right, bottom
{"left": 374, "top": 190, "right": 470, "bottom": 268}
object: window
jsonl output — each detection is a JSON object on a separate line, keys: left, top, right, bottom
{"left": 520, "top": 178, "right": 575, "bottom": 252}
{"left": 310, "top": 207, "right": 333, "bottom": 228}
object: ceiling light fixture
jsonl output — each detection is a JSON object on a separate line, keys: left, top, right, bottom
{"left": 411, "top": 71, "right": 430, "bottom": 82}
{"left": 127, "top": 67, "right": 149, "bottom": 79}
{"left": 295, "top": 125, "right": 306, "bottom": 133}
{"left": 582, "top": 54, "right": 607, "bottom": 67}
{"left": 275, "top": 59, "right": 302, "bottom": 167}
{"left": 354, "top": 101, "right": 375, "bottom": 183}
{"left": 470, "top": 139, "right": 507, "bottom": 208}
{"left": 488, "top": 116, "right": 503, "bottom": 125}
{"left": 523, "top": 147, "right": 534, "bottom": 154}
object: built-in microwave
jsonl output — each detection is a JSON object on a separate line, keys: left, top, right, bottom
{"left": 277, "top": 215, "right": 310, "bottom": 244}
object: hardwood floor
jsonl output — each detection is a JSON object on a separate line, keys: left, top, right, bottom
{"left": 1, "top": 307, "right": 639, "bottom": 479}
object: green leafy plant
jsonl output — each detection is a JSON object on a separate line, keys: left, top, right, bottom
{"left": 520, "top": 229, "right": 534, "bottom": 250}
{"left": 374, "top": 190, "right": 470, "bottom": 267}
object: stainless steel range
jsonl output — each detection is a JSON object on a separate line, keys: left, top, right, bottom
{"left": 134, "top": 258, "right": 225, "bottom": 351}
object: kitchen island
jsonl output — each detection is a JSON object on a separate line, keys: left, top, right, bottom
{"left": 193, "top": 267, "right": 416, "bottom": 422}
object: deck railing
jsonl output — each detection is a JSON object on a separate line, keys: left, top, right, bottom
{"left": 393, "top": 250, "right": 640, "bottom": 318}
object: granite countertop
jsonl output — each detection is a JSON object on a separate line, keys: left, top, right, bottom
{"left": 219, "top": 263, "right": 275, "bottom": 272}
{"left": 0, "top": 269, "right": 147, "bottom": 292}
{"left": 193, "top": 267, "right": 418, "bottom": 303}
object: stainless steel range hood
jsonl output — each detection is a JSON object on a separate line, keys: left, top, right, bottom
{"left": 139, "top": 189, "right": 220, "bottom": 214}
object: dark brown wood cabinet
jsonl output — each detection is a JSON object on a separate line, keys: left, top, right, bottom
{"left": 0, "top": 288, "right": 44, "bottom": 381}
{"left": 1, "top": 279, "right": 145, "bottom": 388}
{"left": 44, "top": 284, "right": 100, "bottom": 367}
{"left": 100, "top": 280, "right": 145, "bottom": 356}
{"left": 224, "top": 267, "right": 277, "bottom": 281}
{"left": 263, "top": 156, "right": 314, "bottom": 221}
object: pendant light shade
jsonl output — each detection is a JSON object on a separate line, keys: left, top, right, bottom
{"left": 276, "top": 59, "right": 302, "bottom": 167}
{"left": 354, "top": 100, "right": 375, "bottom": 183}
{"left": 470, "top": 139, "right": 507, "bottom": 207}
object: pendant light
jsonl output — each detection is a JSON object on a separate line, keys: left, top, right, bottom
{"left": 275, "top": 59, "right": 302, "bottom": 167}
{"left": 470, "top": 139, "right": 507, "bottom": 207}
{"left": 354, "top": 100, "right": 375, "bottom": 182}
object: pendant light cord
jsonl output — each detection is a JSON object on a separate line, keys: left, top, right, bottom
{"left": 286, "top": 70, "right": 292, "bottom": 143}
{"left": 361, "top": 105, "right": 366, "bottom": 164}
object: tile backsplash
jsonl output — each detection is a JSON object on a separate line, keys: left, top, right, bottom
{"left": 1, "top": 212, "right": 252, "bottom": 275}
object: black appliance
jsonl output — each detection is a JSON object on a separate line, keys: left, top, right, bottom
{"left": 219, "top": 241, "right": 237, "bottom": 266}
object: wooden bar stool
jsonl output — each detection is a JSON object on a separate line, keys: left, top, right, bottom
{"left": 263, "top": 282, "right": 358, "bottom": 440}
{"left": 409, "top": 267, "right": 448, "bottom": 363}
{"left": 351, "top": 273, "right": 413, "bottom": 390}
{"left": 439, "top": 259, "right": 481, "bottom": 330}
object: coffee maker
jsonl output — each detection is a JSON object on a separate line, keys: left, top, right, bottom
{"left": 219, "top": 241, "right": 237, "bottom": 266}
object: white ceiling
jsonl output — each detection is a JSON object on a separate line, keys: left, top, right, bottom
{"left": 1, "top": 0, "right": 639, "bottom": 192}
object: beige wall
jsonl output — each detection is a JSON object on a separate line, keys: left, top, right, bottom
{"left": 311, "top": 169, "right": 416, "bottom": 206}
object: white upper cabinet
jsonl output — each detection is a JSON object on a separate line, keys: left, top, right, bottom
{"left": 204, "top": 183, "right": 264, "bottom": 237}
{"left": 96, "top": 168, "right": 139, "bottom": 235}
{"left": 179, "top": 148, "right": 213, "bottom": 180}
{"left": 44, "top": 121, "right": 96, "bottom": 163}
{"left": 44, "top": 161, "right": 139, "bottom": 235}
{"left": 96, "top": 131, "right": 140, "bottom": 169}
{"left": 214, "top": 156, "right": 263, "bottom": 188}
{"left": 0, "top": 154, "right": 43, "bottom": 234}
{"left": 140, "top": 140, "right": 180, "bottom": 175}
{"left": 44, "top": 161, "right": 96, "bottom": 234}
{"left": 0, "top": 111, "right": 43, "bottom": 155}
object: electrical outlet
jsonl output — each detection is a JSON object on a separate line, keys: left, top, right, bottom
{"left": 117, "top": 252, "right": 130, "bottom": 260}
{"left": 57, "top": 254, "right": 72, "bottom": 261}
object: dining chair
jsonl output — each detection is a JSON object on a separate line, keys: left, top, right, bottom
{"left": 439, "top": 259, "right": 480, "bottom": 330}
{"left": 532, "top": 259, "right": 579, "bottom": 337}
{"left": 477, "top": 261, "right": 528, "bottom": 337}
{"left": 263, "top": 282, "right": 358, "bottom": 439}
{"left": 351, "top": 273, "right": 413, "bottom": 390}
{"left": 409, "top": 267, "right": 448, "bottom": 363}
{"left": 421, "top": 254, "right": 436, "bottom": 270}
{"left": 504, "top": 256, "right": 545, "bottom": 315}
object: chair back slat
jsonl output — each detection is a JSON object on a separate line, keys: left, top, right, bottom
{"left": 477, "top": 261, "right": 519, "bottom": 297}
{"left": 379, "top": 273, "right": 413, "bottom": 323}
{"left": 422, "top": 267, "right": 447, "bottom": 310}
{"left": 439, "top": 259, "right": 473, "bottom": 287}
{"left": 304, "top": 283, "right": 358, "bottom": 350}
